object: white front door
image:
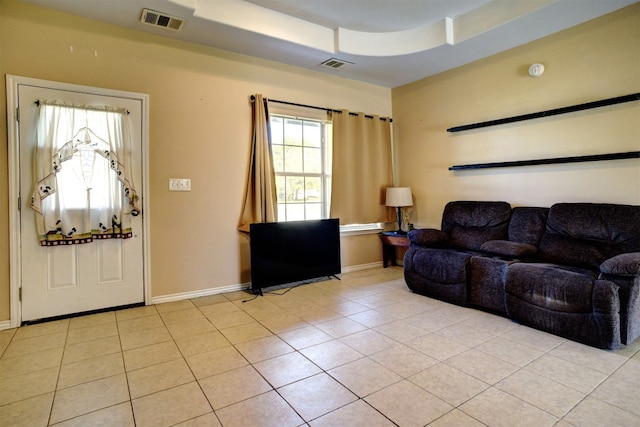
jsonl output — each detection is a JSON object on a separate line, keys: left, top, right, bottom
{"left": 15, "top": 81, "right": 146, "bottom": 322}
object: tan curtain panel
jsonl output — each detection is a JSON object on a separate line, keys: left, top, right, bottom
{"left": 238, "top": 94, "right": 278, "bottom": 232}
{"left": 330, "top": 110, "right": 393, "bottom": 225}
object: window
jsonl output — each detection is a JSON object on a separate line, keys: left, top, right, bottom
{"left": 270, "top": 115, "right": 331, "bottom": 221}
{"left": 55, "top": 128, "right": 121, "bottom": 212}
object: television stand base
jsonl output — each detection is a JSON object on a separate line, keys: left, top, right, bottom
{"left": 247, "top": 274, "right": 341, "bottom": 300}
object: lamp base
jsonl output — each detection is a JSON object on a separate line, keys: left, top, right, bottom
{"left": 394, "top": 206, "right": 406, "bottom": 234}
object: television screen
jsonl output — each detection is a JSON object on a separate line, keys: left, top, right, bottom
{"left": 249, "top": 218, "right": 341, "bottom": 292}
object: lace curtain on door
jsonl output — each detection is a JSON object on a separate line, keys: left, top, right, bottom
{"left": 30, "top": 100, "right": 140, "bottom": 246}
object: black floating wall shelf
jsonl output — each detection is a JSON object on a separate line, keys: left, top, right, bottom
{"left": 449, "top": 151, "right": 640, "bottom": 171}
{"left": 447, "top": 92, "right": 640, "bottom": 133}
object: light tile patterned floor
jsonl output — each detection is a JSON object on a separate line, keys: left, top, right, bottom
{"left": 1, "top": 266, "right": 640, "bottom": 426}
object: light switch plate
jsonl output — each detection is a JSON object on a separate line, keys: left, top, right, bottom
{"left": 169, "top": 178, "right": 191, "bottom": 191}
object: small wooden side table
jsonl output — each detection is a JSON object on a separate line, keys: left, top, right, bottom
{"left": 379, "top": 232, "right": 410, "bottom": 268}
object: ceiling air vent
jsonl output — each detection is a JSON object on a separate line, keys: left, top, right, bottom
{"left": 140, "top": 9, "right": 184, "bottom": 31}
{"left": 320, "top": 58, "right": 353, "bottom": 70}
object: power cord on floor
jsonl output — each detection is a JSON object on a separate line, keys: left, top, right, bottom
{"left": 242, "top": 275, "right": 341, "bottom": 302}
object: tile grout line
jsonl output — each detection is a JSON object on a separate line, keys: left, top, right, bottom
{"left": 115, "top": 312, "right": 138, "bottom": 427}
{"left": 47, "top": 319, "right": 70, "bottom": 426}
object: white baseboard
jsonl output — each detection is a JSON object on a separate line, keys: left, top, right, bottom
{"left": 0, "top": 320, "right": 13, "bottom": 331}
{"left": 151, "top": 282, "right": 250, "bottom": 305}
{"left": 342, "top": 261, "right": 403, "bottom": 273}
{"left": 342, "top": 262, "right": 383, "bottom": 273}
{"left": 150, "top": 262, "right": 386, "bottom": 306}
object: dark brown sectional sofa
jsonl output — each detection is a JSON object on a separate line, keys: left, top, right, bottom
{"left": 403, "top": 201, "right": 640, "bottom": 349}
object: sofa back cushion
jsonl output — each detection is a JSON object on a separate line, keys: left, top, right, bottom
{"left": 539, "top": 203, "right": 640, "bottom": 269}
{"left": 508, "top": 207, "right": 549, "bottom": 246}
{"left": 441, "top": 201, "right": 511, "bottom": 251}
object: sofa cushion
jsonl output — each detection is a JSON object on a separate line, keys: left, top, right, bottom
{"left": 506, "top": 263, "right": 598, "bottom": 313}
{"left": 412, "top": 248, "right": 472, "bottom": 284}
{"left": 508, "top": 207, "right": 549, "bottom": 246}
{"left": 408, "top": 228, "right": 449, "bottom": 247}
{"left": 539, "top": 233, "right": 621, "bottom": 270}
{"left": 539, "top": 203, "right": 640, "bottom": 269}
{"left": 600, "top": 253, "right": 640, "bottom": 277}
{"left": 481, "top": 240, "right": 537, "bottom": 258}
{"left": 441, "top": 201, "right": 511, "bottom": 251}
{"left": 505, "top": 277, "right": 621, "bottom": 349}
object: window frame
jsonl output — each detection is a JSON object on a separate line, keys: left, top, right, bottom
{"left": 270, "top": 113, "right": 331, "bottom": 222}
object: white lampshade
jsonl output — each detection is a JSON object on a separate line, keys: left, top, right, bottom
{"left": 386, "top": 187, "right": 413, "bottom": 207}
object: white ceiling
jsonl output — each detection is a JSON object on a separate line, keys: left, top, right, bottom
{"left": 25, "top": 0, "right": 637, "bottom": 88}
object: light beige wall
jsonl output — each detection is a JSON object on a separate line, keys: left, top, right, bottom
{"left": 0, "top": 0, "right": 392, "bottom": 320}
{"left": 340, "top": 234, "right": 383, "bottom": 268}
{"left": 392, "top": 4, "right": 640, "bottom": 229}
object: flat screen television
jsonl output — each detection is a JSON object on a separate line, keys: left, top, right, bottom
{"left": 249, "top": 218, "right": 341, "bottom": 293}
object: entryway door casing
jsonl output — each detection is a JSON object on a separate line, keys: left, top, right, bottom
{"left": 6, "top": 75, "right": 151, "bottom": 326}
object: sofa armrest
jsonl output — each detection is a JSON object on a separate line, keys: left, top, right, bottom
{"left": 600, "top": 252, "right": 640, "bottom": 277}
{"left": 591, "top": 279, "right": 622, "bottom": 349}
{"left": 407, "top": 229, "right": 449, "bottom": 247}
{"left": 480, "top": 240, "right": 537, "bottom": 259}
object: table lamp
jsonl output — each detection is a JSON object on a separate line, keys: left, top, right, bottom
{"left": 386, "top": 187, "right": 413, "bottom": 234}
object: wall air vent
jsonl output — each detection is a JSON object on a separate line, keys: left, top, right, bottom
{"left": 320, "top": 58, "right": 353, "bottom": 70}
{"left": 140, "top": 9, "right": 184, "bottom": 31}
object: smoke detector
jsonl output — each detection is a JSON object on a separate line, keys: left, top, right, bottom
{"left": 320, "top": 58, "right": 353, "bottom": 70}
{"left": 528, "top": 63, "right": 545, "bottom": 78}
{"left": 140, "top": 9, "right": 185, "bottom": 31}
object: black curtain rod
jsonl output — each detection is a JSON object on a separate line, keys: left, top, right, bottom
{"left": 250, "top": 95, "right": 392, "bottom": 122}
